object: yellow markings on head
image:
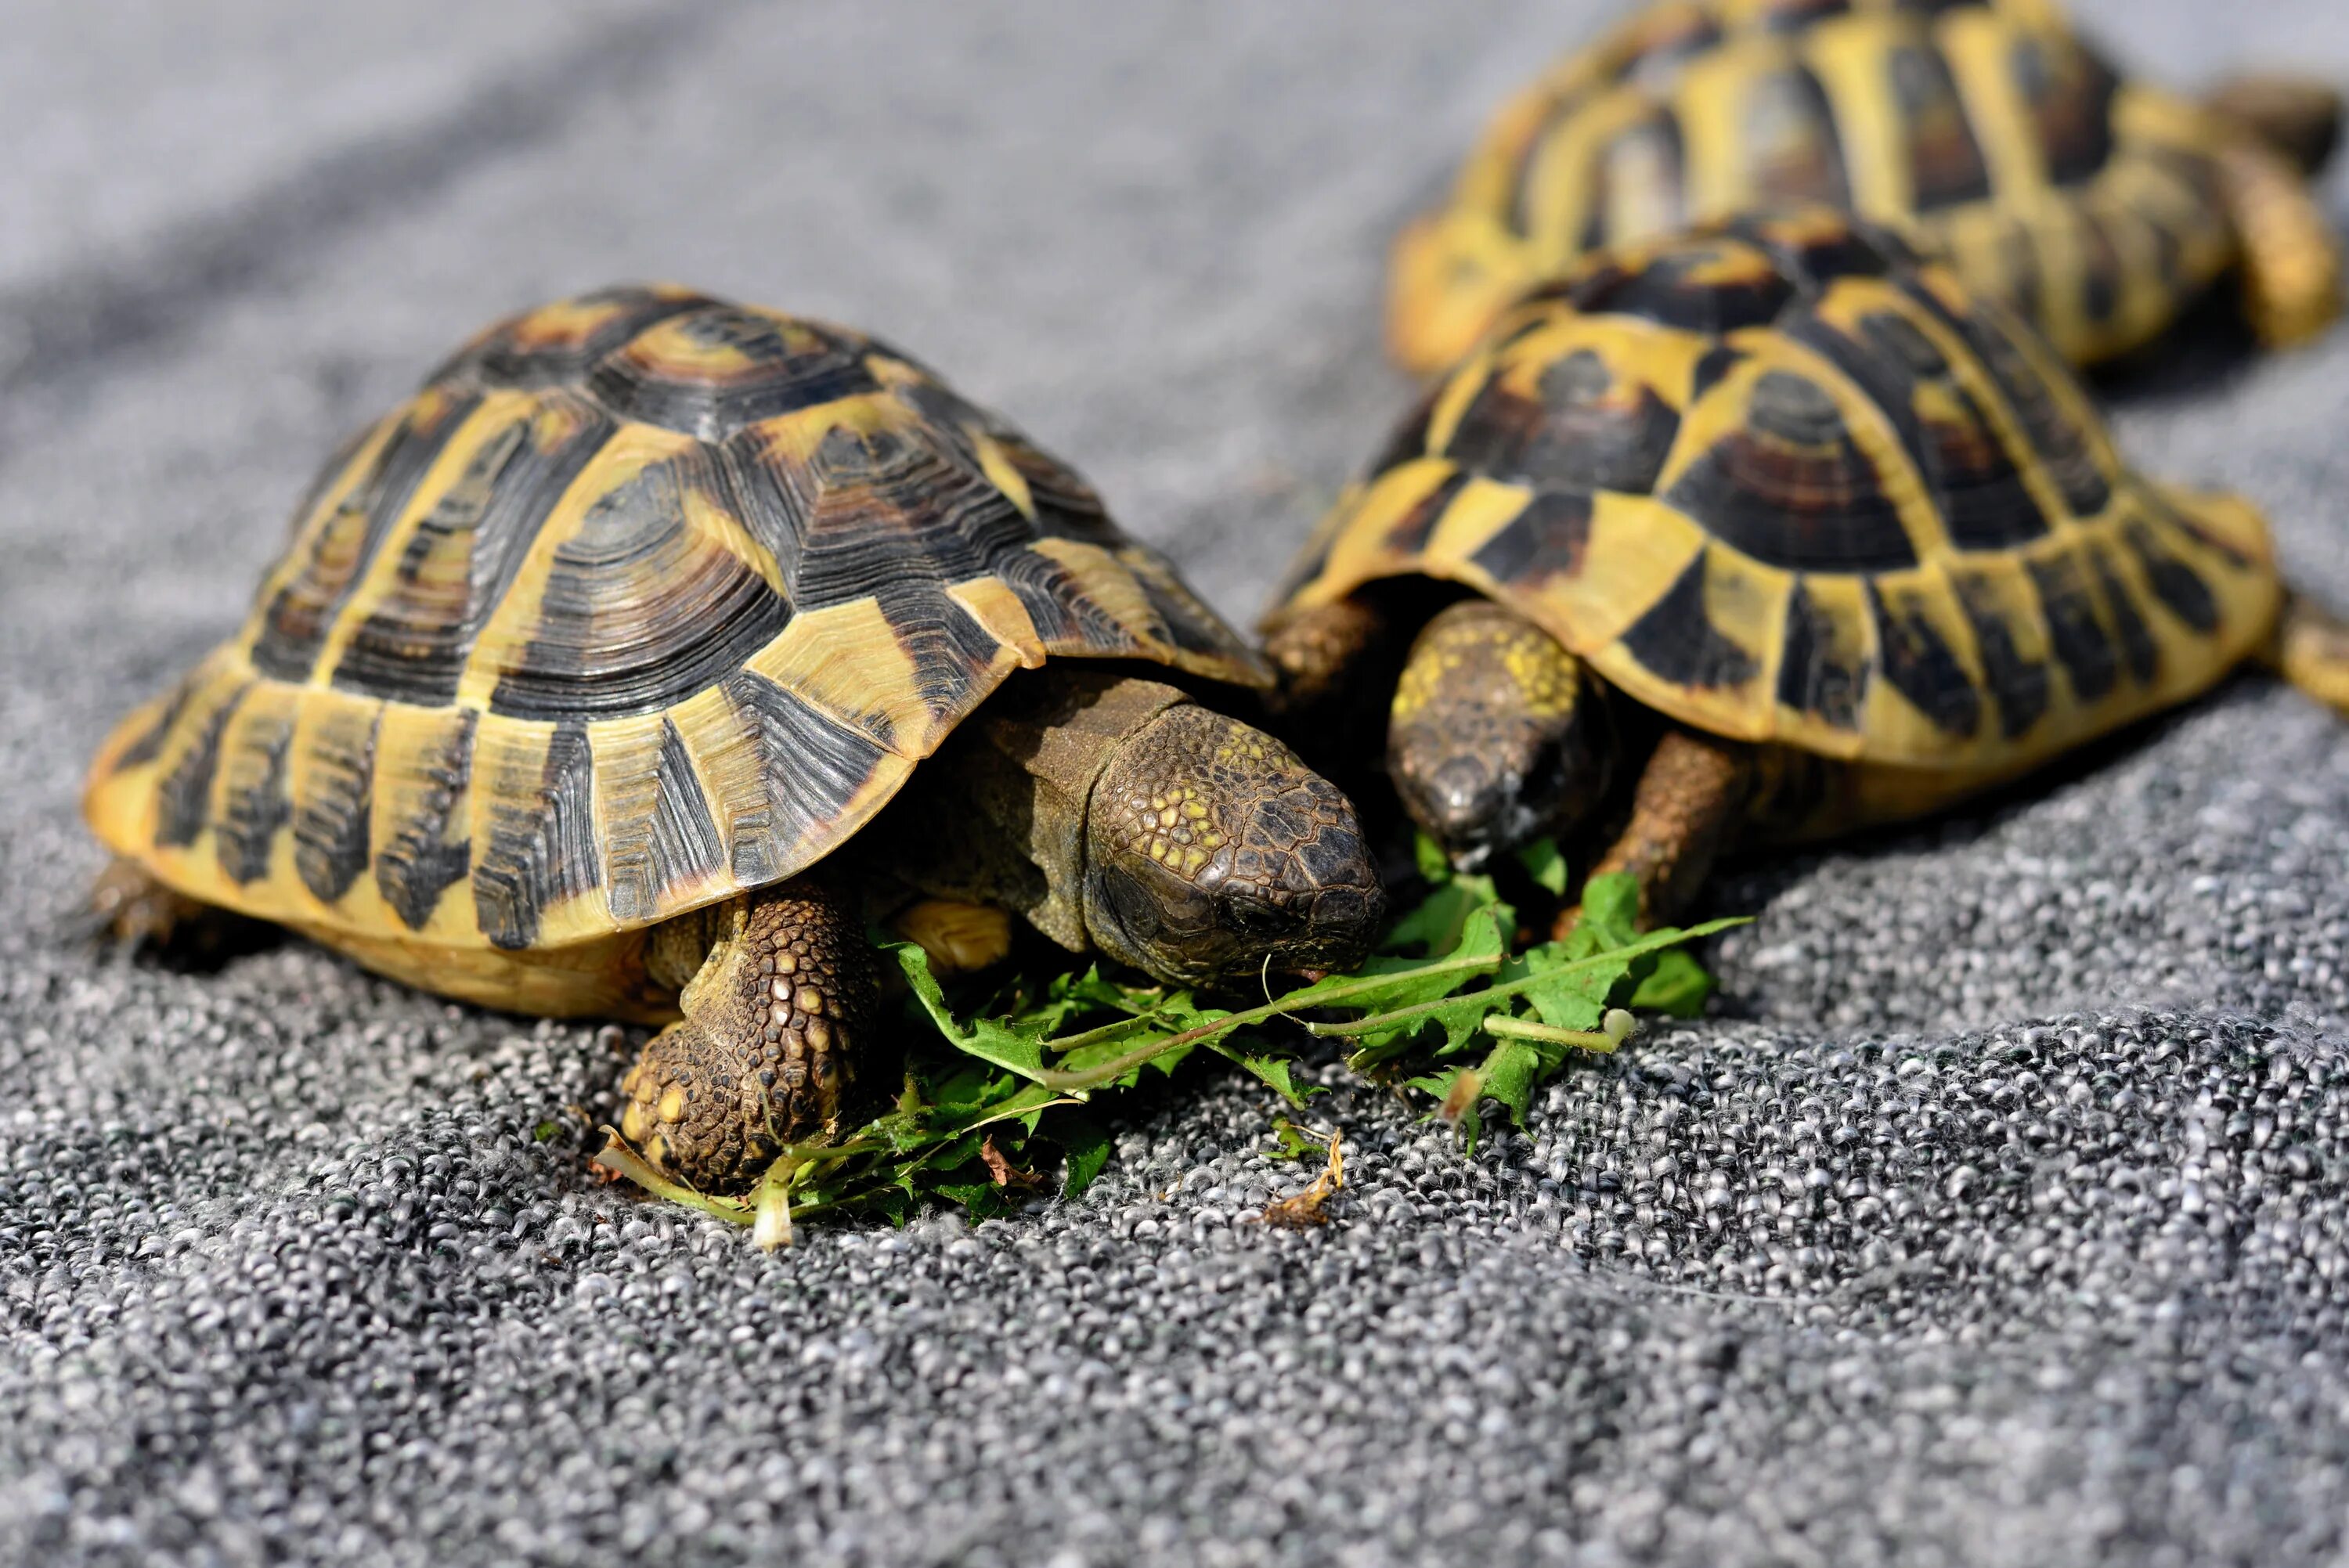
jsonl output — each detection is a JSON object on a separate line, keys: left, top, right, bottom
{"left": 1393, "top": 601, "right": 1582, "bottom": 730}
{"left": 1113, "top": 777, "right": 1225, "bottom": 881}
{"left": 1214, "top": 738, "right": 1261, "bottom": 763}
{"left": 1501, "top": 630, "right": 1579, "bottom": 719}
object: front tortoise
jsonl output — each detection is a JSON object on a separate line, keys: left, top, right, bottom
{"left": 1267, "top": 211, "right": 2349, "bottom": 929}
{"left": 1390, "top": 0, "right": 2344, "bottom": 375}
{"left": 84, "top": 285, "right": 1384, "bottom": 1192}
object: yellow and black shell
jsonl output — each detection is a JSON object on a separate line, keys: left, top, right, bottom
{"left": 1391, "top": 0, "right": 2253, "bottom": 373}
{"left": 85, "top": 285, "right": 1266, "bottom": 956}
{"left": 1282, "top": 213, "right": 2281, "bottom": 781}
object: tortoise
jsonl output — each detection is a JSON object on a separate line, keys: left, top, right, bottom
{"left": 82, "top": 285, "right": 1384, "bottom": 1193}
{"left": 1387, "top": 0, "right": 2344, "bottom": 376}
{"left": 1265, "top": 211, "right": 2349, "bottom": 931}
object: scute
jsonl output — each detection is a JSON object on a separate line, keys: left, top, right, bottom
{"left": 1388, "top": 0, "right": 2247, "bottom": 372}
{"left": 85, "top": 287, "right": 1269, "bottom": 953}
{"left": 1281, "top": 213, "right": 2283, "bottom": 776}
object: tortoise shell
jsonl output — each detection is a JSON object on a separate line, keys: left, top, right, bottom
{"left": 85, "top": 285, "right": 1267, "bottom": 953}
{"left": 1390, "top": 0, "right": 2244, "bottom": 373}
{"left": 1279, "top": 211, "right": 2280, "bottom": 777}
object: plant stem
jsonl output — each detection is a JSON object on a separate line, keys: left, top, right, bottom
{"left": 1028, "top": 950, "right": 1506, "bottom": 1090}
{"left": 1045, "top": 1006, "right": 1183, "bottom": 1055}
{"left": 1303, "top": 918, "right": 1744, "bottom": 1040}
{"left": 1481, "top": 1015, "right": 1616, "bottom": 1052}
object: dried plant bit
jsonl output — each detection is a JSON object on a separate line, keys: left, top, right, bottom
{"left": 980, "top": 1135, "right": 1044, "bottom": 1189}
{"left": 1438, "top": 1070, "right": 1485, "bottom": 1125}
{"left": 1259, "top": 1129, "right": 1344, "bottom": 1228}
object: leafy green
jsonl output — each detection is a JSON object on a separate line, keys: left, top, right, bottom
{"left": 1629, "top": 948, "right": 1715, "bottom": 1018}
{"left": 1515, "top": 837, "right": 1571, "bottom": 896}
{"left": 1263, "top": 1116, "right": 1330, "bottom": 1162}
{"left": 599, "top": 865, "right": 1745, "bottom": 1243}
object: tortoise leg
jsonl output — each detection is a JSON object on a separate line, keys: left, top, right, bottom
{"left": 2275, "top": 593, "right": 2349, "bottom": 716}
{"left": 1260, "top": 594, "right": 1398, "bottom": 765}
{"left": 887, "top": 898, "right": 1014, "bottom": 976}
{"left": 83, "top": 857, "right": 211, "bottom": 947}
{"left": 1553, "top": 728, "right": 1754, "bottom": 939}
{"left": 77, "top": 856, "right": 261, "bottom": 960}
{"left": 2210, "top": 138, "right": 2344, "bottom": 349}
{"left": 2206, "top": 75, "right": 2344, "bottom": 177}
{"left": 619, "top": 878, "right": 881, "bottom": 1195}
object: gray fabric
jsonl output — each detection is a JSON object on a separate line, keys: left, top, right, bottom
{"left": 5, "top": 3, "right": 2349, "bottom": 1563}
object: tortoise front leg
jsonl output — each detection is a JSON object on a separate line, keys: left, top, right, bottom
{"left": 78, "top": 856, "right": 265, "bottom": 961}
{"left": 620, "top": 878, "right": 881, "bottom": 1195}
{"left": 2211, "top": 137, "right": 2344, "bottom": 349}
{"left": 84, "top": 857, "right": 215, "bottom": 947}
{"left": 1554, "top": 728, "right": 1754, "bottom": 938}
{"left": 1261, "top": 594, "right": 1400, "bottom": 765}
{"left": 2275, "top": 593, "right": 2349, "bottom": 716}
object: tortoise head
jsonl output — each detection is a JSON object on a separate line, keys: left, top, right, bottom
{"left": 1387, "top": 599, "right": 1615, "bottom": 872}
{"left": 1081, "top": 705, "right": 1384, "bottom": 989}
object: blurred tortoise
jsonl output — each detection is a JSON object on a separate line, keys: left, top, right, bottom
{"left": 83, "top": 286, "right": 1384, "bottom": 1193}
{"left": 1389, "top": 0, "right": 2344, "bottom": 374}
{"left": 1266, "top": 212, "right": 2349, "bottom": 929}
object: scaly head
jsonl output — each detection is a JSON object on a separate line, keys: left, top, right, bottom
{"left": 1081, "top": 705, "right": 1384, "bottom": 989}
{"left": 1387, "top": 599, "right": 1615, "bottom": 871}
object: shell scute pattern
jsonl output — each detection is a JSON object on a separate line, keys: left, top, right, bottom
{"left": 1397, "top": 0, "right": 2245, "bottom": 370}
{"left": 87, "top": 287, "right": 1266, "bottom": 951}
{"left": 1288, "top": 214, "right": 2280, "bottom": 777}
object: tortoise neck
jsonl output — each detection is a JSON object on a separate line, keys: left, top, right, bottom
{"left": 869, "top": 669, "right": 1194, "bottom": 953}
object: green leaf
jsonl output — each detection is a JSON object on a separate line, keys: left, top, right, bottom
{"left": 1207, "top": 1043, "right": 1316, "bottom": 1108}
{"left": 1515, "top": 838, "right": 1570, "bottom": 896}
{"left": 886, "top": 939, "right": 1051, "bottom": 1082}
{"left": 1496, "top": 939, "right": 1612, "bottom": 1032}
{"left": 1312, "top": 918, "right": 1737, "bottom": 1044}
{"left": 1055, "top": 1115, "right": 1113, "bottom": 1198}
{"left": 1290, "top": 897, "right": 1510, "bottom": 1013}
{"left": 1476, "top": 1037, "right": 1547, "bottom": 1127}
{"left": 612, "top": 855, "right": 1745, "bottom": 1242}
{"left": 1575, "top": 871, "right": 1643, "bottom": 950}
{"left": 1628, "top": 946, "right": 1715, "bottom": 1018}
{"left": 1263, "top": 1116, "right": 1327, "bottom": 1162}
{"left": 1414, "top": 831, "right": 1453, "bottom": 883}
{"left": 1406, "top": 1066, "right": 1484, "bottom": 1152}
{"left": 1380, "top": 873, "right": 1507, "bottom": 958}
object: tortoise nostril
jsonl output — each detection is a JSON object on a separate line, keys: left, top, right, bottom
{"left": 1423, "top": 756, "right": 1508, "bottom": 838}
{"left": 1308, "top": 885, "right": 1381, "bottom": 944}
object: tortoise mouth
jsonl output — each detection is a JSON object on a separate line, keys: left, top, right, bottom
{"left": 1084, "top": 859, "right": 1385, "bottom": 992}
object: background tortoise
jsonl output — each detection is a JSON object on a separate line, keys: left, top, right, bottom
{"left": 82, "top": 285, "right": 1383, "bottom": 1192}
{"left": 1388, "top": 0, "right": 2344, "bottom": 375}
{"left": 1267, "top": 211, "right": 2349, "bottom": 928}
